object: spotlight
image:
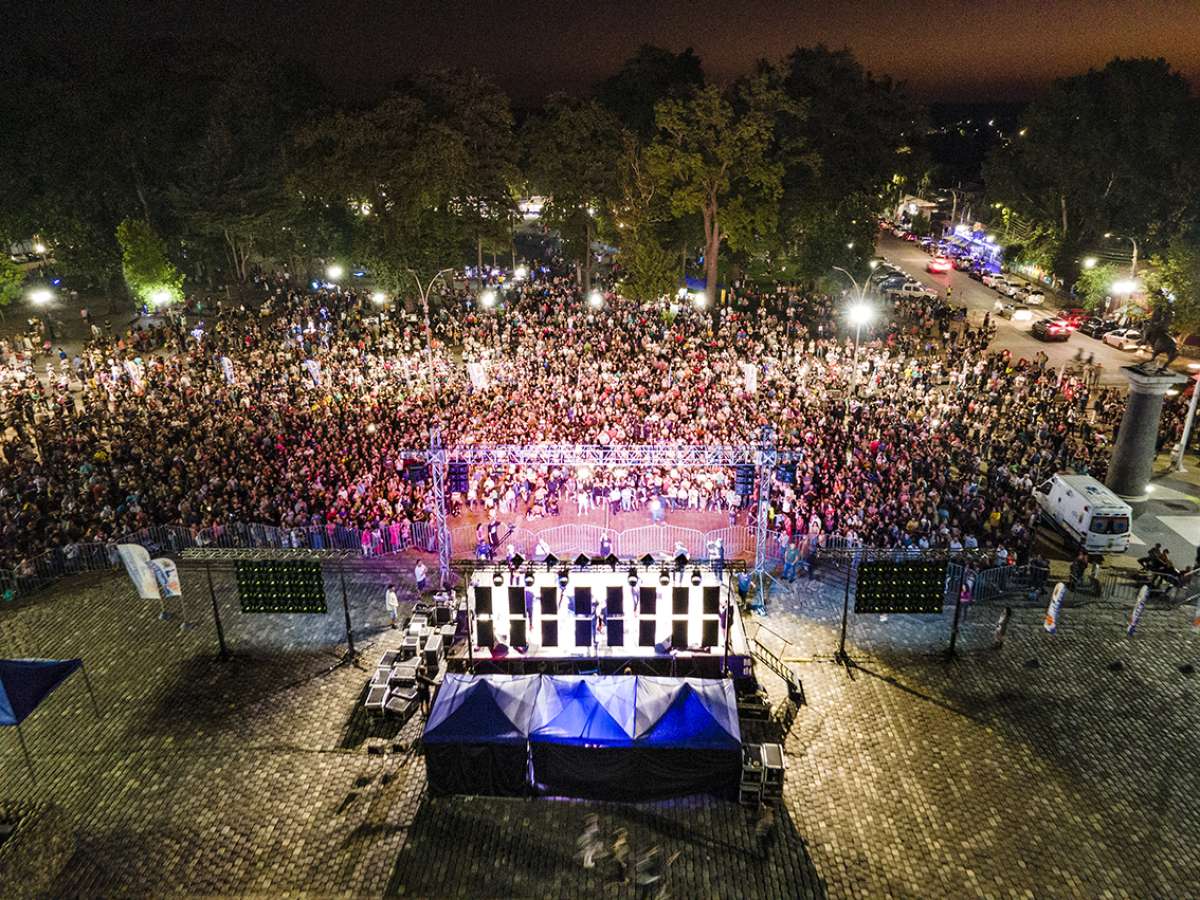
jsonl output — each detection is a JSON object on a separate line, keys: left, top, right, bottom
{"left": 524, "top": 569, "right": 535, "bottom": 588}
{"left": 492, "top": 570, "right": 504, "bottom": 587}
{"left": 544, "top": 553, "right": 559, "bottom": 570}
{"left": 659, "top": 567, "right": 670, "bottom": 586}
{"left": 557, "top": 568, "right": 569, "bottom": 589}
{"left": 627, "top": 567, "right": 639, "bottom": 588}
{"left": 690, "top": 567, "right": 702, "bottom": 586}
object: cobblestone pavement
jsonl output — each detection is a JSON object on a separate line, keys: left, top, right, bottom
{"left": 1, "top": 562, "right": 1198, "bottom": 898}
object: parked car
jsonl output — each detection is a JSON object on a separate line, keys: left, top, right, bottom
{"left": 926, "top": 256, "right": 952, "bottom": 273}
{"left": 1016, "top": 288, "right": 1046, "bottom": 305}
{"left": 890, "top": 282, "right": 939, "bottom": 300}
{"left": 1078, "top": 317, "right": 1118, "bottom": 338}
{"left": 1031, "top": 318, "right": 1072, "bottom": 341}
{"left": 968, "top": 267, "right": 985, "bottom": 281}
{"left": 982, "top": 272, "right": 1009, "bottom": 289}
{"left": 994, "top": 299, "right": 1033, "bottom": 321}
{"left": 1103, "top": 328, "right": 1146, "bottom": 351}
{"left": 952, "top": 256, "right": 975, "bottom": 271}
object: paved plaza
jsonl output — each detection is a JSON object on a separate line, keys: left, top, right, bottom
{"left": 1, "top": 557, "right": 1198, "bottom": 898}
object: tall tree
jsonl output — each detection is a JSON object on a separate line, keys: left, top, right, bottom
{"left": 612, "top": 137, "right": 678, "bottom": 302}
{"left": 1150, "top": 230, "right": 1200, "bottom": 336}
{"left": 116, "top": 218, "right": 184, "bottom": 307}
{"left": 523, "top": 96, "right": 624, "bottom": 293}
{"left": 647, "top": 79, "right": 791, "bottom": 308}
{"left": 597, "top": 45, "right": 705, "bottom": 140}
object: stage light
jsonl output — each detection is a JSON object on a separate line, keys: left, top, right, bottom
{"left": 627, "top": 567, "right": 638, "bottom": 587}
{"left": 544, "top": 553, "right": 559, "bottom": 570}
{"left": 690, "top": 568, "right": 702, "bottom": 586}
{"left": 588, "top": 289, "right": 603, "bottom": 308}
{"left": 659, "top": 567, "right": 670, "bottom": 586}
{"left": 557, "top": 568, "right": 570, "bottom": 589}
{"left": 371, "top": 291, "right": 388, "bottom": 304}
{"left": 492, "top": 570, "right": 504, "bottom": 587}
{"left": 326, "top": 264, "right": 344, "bottom": 282}
{"left": 524, "top": 569, "right": 535, "bottom": 587}
{"left": 480, "top": 289, "right": 497, "bottom": 308}
{"left": 28, "top": 288, "right": 53, "bottom": 305}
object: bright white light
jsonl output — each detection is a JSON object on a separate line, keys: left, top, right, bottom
{"left": 846, "top": 241, "right": 855, "bottom": 250}
{"left": 480, "top": 289, "right": 497, "bottom": 308}
{"left": 1104, "top": 232, "right": 1113, "bottom": 239}
{"left": 326, "top": 264, "right": 344, "bottom": 281}
{"left": 32, "top": 242, "right": 46, "bottom": 254}
{"left": 846, "top": 302, "right": 874, "bottom": 329}
{"left": 587, "top": 206, "right": 596, "bottom": 217}
{"left": 513, "top": 265, "right": 528, "bottom": 280}
{"left": 1013, "top": 308, "right": 1033, "bottom": 322}
{"left": 371, "top": 291, "right": 388, "bottom": 304}
{"left": 588, "top": 289, "right": 603, "bottom": 308}
{"left": 150, "top": 289, "right": 173, "bottom": 306}
{"left": 986, "top": 234, "right": 996, "bottom": 243}
{"left": 692, "top": 292, "right": 707, "bottom": 308}
{"left": 1111, "top": 280, "right": 1138, "bottom": 295}
{"left": 29, "top": 288, "right": 53, "bottom": 305}
{"left": 1167, "top": 389, "right": 1180, "bottom": 397}
{"left": 869, "top": 260, "right": 879, "bottom": 270}
{"left": 676, "top": 287, "right": 688, "bottom": 300}
{"left": 1082, "top": 257, "right": 1098, "bottom": 269}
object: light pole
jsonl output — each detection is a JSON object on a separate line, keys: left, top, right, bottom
{"left": 1104, "top": 232, "right": 1139, "bottom": 277}
{"left": 833, "top": 266, "right": 875, "bottom": 404}
{"left": 408, "top": 267, "right": 454, "bottom": 403}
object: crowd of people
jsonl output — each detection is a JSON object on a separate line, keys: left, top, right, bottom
{"left": 0, "top": 258, "right": 1162, "bottom": 574}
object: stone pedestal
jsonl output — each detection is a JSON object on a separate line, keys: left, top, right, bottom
{"left": 1106, "top": 366, "right": 1187, "bottom": 501}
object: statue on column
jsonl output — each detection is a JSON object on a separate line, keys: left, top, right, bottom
{"left": 1136, "top": 303, "right": 1178, "bottom": 374}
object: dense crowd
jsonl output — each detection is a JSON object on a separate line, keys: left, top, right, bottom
{"left": 0, "top": 262, "right": 1153, "bottom": 572}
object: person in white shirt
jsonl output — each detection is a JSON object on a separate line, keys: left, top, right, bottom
{"left": 385, "top": 583, "right": 399, "bottom": 628}
{"left": 414, "top": 561, "right": 428, "bottom": 593}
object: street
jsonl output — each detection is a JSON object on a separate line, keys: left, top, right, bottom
{"left": 876, "top": 232, "right": 1135, "bottom": 385}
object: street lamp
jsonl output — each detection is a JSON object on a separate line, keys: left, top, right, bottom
{"left": 326, "top": 264, "right": 344, "bottom": 282}
{"left": 833, "top": 266, "right": 876, "bottom": 406}
{"left": 407, "top": 267, "right": 454, "bottom": 404}
{"left": 1111, "top": 279, "right": 1138, "bottom": 295}
{"left": 1082, "top": 257, "right": 1098, "bottom": 270}
{"left": 1103, "top": 232, "right": 1139, "bottom": 276}
{"left": 150, "top": 288, "right": 173, "bottom": 306}
{"left": 28, "top": 287, "right": 53, "bottom": 305}
{"left": 480, "top": 289, "right": 497, "bottom": 308}
{"left": 513, "top": 265, "right": 528, "bottom": 280}
{"left": 587, "top": 289, "right": 603, "bottom": 309}
{"left": 371, "top": 291, "right": 388, "bottom": 305}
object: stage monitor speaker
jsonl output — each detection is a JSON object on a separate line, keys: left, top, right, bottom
{"left": 639, "top": 619, "right": 656, "bottom": 647}
{"left": 508, "top": 586, "right": 524, "bottom": 612}
{"left": 474, "top": 586, "right": 493, "bottom": 615}
{"left": 575, "top": 587, "right": 592, "bottom": 617}
{"left": 703, "top": 586, "right": 720, "bottom": 615}
{"left": 476, "top": 619, "right": 494, "bottom": 648}
{"left": 607, "top": 618, "right": 624, "bottom": 647}
{"left": 435, "top": 604, "right": 451, "bottom": 625}
{"left": 701, "top": 619, "right": 719, "bottom": 647}
{"left": 671, "top": 619, "right": 688, "bottom": 649}
{"left": 606, "top": 585, "right": 624, "bottom": 615}
{"left": 640, "top": 586, "right": 657, "bottom": 614}
{"left": 575, "top": 619, "right": 593, "bottom": 648}
{"left": 510, "top": 618, "right": 526, "bottom": 649}
{"left": 540, "top": 586, "right": 557, "bottom": 615}
{"left": 541, "top": 619, "right": 558, "bottom": 647}
{"left": 672, "top": 587, "right": 689, "bottom": 615}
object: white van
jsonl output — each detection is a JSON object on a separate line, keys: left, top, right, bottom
{"left": 1034, "top": 474, "right": 1133, "bottom": 553}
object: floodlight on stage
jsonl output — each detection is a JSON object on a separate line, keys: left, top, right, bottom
{"left": 524, "top": 569, "right": 536, "bottom": 587}
{"left": 557, "top": 568, "right": 570, "bottom": 589}
{"left": 690, "top": 567, "right": 702, "bottom": 586}
{"left": 511, "top": 553, "right": 525, "bottom": 568}
{"left": 492, "top": 570, "right": 504, "bottom": 587}
{"left": 573, "top": 553, "right": 591, "bottom": 568}
{"left": 544, "top": 553, "right": 559, "bottom": 570}
{"left": 639, "top": 553, "right": 656, "bottom": 569}
{"left": 627, "top": 567, "right": 639, "bottom": 587}
{"left": 659, "top": 567, "right": 670, "bottom": 586}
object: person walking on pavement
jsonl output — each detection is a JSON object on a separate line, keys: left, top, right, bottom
{"left": 413, "top": 560, "right": 428, "bottom": 594}
{"left": 385, "top": 583, "right": 399, "bottom": 628}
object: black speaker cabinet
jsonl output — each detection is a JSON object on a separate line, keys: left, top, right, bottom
{"left": 574, "top": 587, "right": 592, "bottom": 617}
{"left": 474, "top": 586, "right": 492, "bottom": 615}
{"left": 703, "top": 586, "right": 720, "bottom": 615}
{"left": 510, "top": 618, "right": 526, "bottom": 649}
{"left": 575, "top": 619, "right": 593, "bottom": 648}
{"left": 508, "top": 586, "right": 524, "bottom": 612}
{"left": 606, "top": 618, "right": 624, "bottom": 647}
{"left": 540, "top": 586, "right": 557, "bottom": 615}
{"left": 541, "top": 619, "right": 558, "bottom": 647}
{"left": 476, "top": 619, "right": 494, "bottom": 647}
{"left": 639, "top": 586, "right": 657, "bottom": 614}
{"left": 701, "top": 619, "right": 719, "bottom": 647}
{"left": 639, "top": 619, "right": 656, "bottom": 647}
{"left": 672, "top": 587, "right": 689, "bottom": 615}
{"left": 671, "top": 619, "right": 688, "bottom": 649}
{"left": 606, "top": 585, "right": 624, "bottom": 615}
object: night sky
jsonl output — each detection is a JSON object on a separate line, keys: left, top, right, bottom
{"left": 15, "top": 0, "right": 1200, "bottom": 101}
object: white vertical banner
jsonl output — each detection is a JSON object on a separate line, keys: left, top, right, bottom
{"left": 1126, "top": 585, "right": 1149, "bottom": 637}
{"left": 220, "top": 355, "right": 235, "bottom": 384}
{"left": 117, "top": 544, "right": 162, "bottom": 600}
{"left": 1043, "top": 582, "right": 1066, "bottom": 634}
{"left": 466, "top": 362, "right": 489, "bottom": 390}
{"left": 303, "top": 359, "right": 322, "bottom": 386}
{"left": 150, "top": 558, "right": 182, "bottom": 599}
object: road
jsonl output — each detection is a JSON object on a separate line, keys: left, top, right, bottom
{"left": 876, "top": 232, "right": 1135, "bottom": 385}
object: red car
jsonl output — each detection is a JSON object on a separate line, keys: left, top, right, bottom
{"left": 927, "top": 256, "right": 952, "bottom": 273}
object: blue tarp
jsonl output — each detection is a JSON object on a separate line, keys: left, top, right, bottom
{"left": 0, "top": 658, "right": 82, "bottom": 726}
{"left": 423, "top": 673, "right": 539, "bottom": 745}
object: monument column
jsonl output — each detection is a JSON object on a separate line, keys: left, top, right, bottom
{"left": 1106, "top": 366, "right": 1187, "bottom": 501}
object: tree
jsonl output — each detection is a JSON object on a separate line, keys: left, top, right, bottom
{"left": 523, "top": 96, "right": 624, "bottom": 293}
{"left": 612, "top": 137, "right": 678, "bottom": 302}
{"left": 1150, "top": 230, "right": 1200, "bottom": 335}
{"left": 116, "top": 218, "right": 184, "bottom": 307}
{"left": 985, "top": 57, "right": 1200, "bottom": 279}
{"left": 0, "top": 256, "right": 23, "bottom": 317}
{"left": 597, "top": 45, "right": 705, "bottom": 140}
{"left": 1073, "top": 263, "right": 1121, "bottom": 313}
{"left": 647, "top": 79, "right": 790, "bottom": 308}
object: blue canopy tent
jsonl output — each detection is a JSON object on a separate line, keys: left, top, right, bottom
{"left": 529, "top": 676, "right": 741, "bottom": 801}
{"left": 0, "top": 658, "right": 99, "bottom": 783}
{"left": 422, "top": 673, "right": 539, "bottom": 796}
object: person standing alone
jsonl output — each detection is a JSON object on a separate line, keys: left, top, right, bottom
{"left": 385, "top": 583, "right": 399, "bottom": 628}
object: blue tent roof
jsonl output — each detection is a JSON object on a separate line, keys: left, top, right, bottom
{"left": 633, "top": 679, "right": 741, "bottom": 750}
{"left": 423, "top": 674, "right": 539, "bottom": 746}
{"left": 529, "top": 676, "right": 636, "bottom": 746}
{"left": 0, "top": 658, "right": 82, "bottom": 727}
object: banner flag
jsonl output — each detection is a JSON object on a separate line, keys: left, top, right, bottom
{"left": 1126, "top": 586, "right": 1149, "bottom": 636}
{"left": 117, "top": 544, "right": 161, "bottom": 600}
{"left": 150, "top": 558, "right": 182, "bottom": 599}
{"left": 303, "top": 358, "right": 322, "bottom": 386}
{"left": 1043, "top": 582, "right": 1065, "bottom": 634}
{"left": 466, "top": 362, "right": 489, "bottom": 390}
{"left": 220, "top": 355, "right": 235, "bottom": 384}
{"left": 740, "top": 362, "right": 758, "bottom": 393}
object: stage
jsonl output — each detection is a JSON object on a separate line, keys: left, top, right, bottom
{"left": 448, "top": 567, "right": 752, "bottom": 679}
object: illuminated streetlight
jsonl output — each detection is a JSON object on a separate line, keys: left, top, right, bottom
{"left": 150, "top": 288, "right": 173, "bottom": 306}
{"left": 692, "top": 292, "right": 707, "bottom": 308}
{"left": 326, "top": 264, "right": 344, "bottom": 282}
{"left": 1111, "top": 280, "right": 1138, "bottom": 295}
{"left": 869, "top": 260, "right": 880, "bottom": 270}
{"left": 371, "top": 291, "right": 388, "bottom": 304}
{"left": 847, "top": 302, "right": 875, "bottom": 330}
{"left": 513, "top": 265, "right": 528, "bottom": 280}
{"left": 29, "top": 288, "right": 53, "bottom": 305}
{"left": 587, "top": 289, "right": 603, "bottom": 309}
{"left": 32, "top": 242, "right": 46, "bottom": 255}
{"left": 480, "top": 289, "right": 497, "bottom": 308}
{"left": 846, "top": 241, "right": 855, "bottom": 250}
{"left": 1082, "top": 257, "right": 1098, "bottom": 269}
